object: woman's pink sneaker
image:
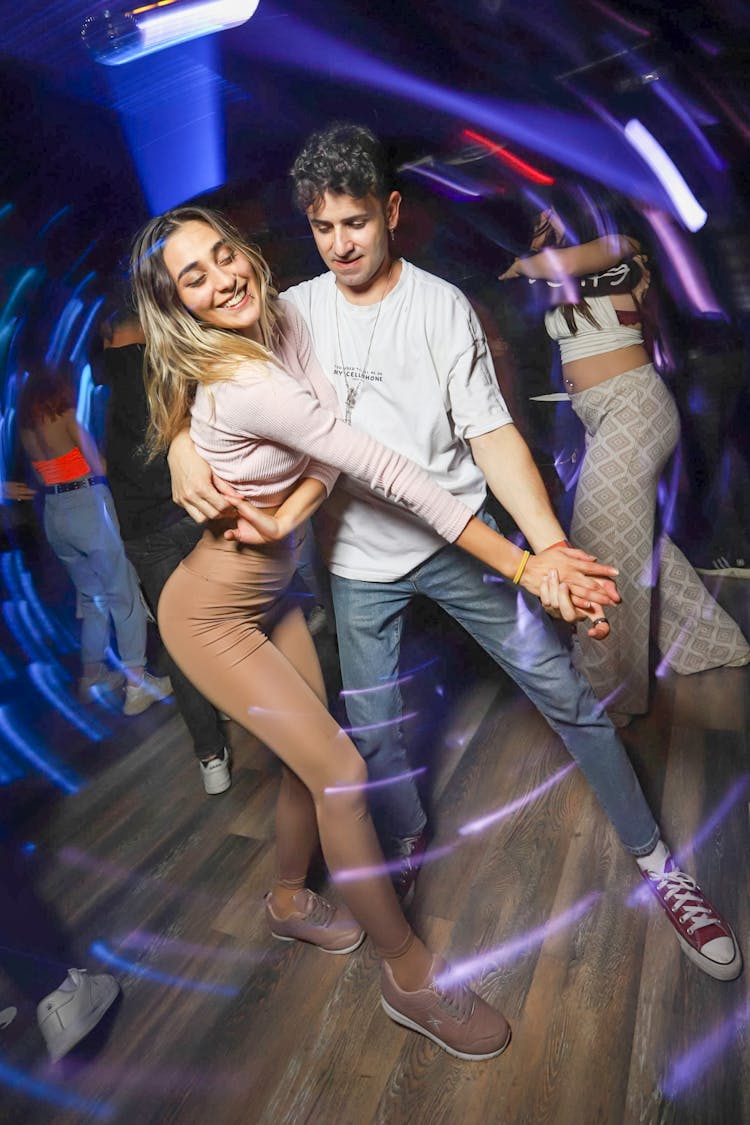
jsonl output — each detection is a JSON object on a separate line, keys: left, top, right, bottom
{"left": 381, "top": 956, "right": 511, "bottom": 1060}
{"left": 265, "top": 890, "right": 365, "bottom": 954}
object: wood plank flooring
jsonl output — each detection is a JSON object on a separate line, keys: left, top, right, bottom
{"left": 0, "top": 589, "right": 748, "bottom": 1125}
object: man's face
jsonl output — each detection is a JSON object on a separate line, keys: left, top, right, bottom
{"left": 306, "top": 190, "right": 401, "bottom": 299}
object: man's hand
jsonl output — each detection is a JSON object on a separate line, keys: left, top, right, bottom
{"left": 167, "top": 429, "right": 238, "bottom": 523}
{"left": 539, "top": 567, "right": 611, "bottom": 640}
{"left": 523, "top": 545, "right": 620, "bottom": 607}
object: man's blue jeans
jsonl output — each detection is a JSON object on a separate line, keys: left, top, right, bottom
{"left": 330, "top": 514, "right": 659, "bottom": 856}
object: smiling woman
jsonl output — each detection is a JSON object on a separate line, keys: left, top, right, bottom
{"left": 128, "top": 202, "right": 540, "bottom": 1060}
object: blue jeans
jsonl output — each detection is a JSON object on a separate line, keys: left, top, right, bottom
{"left": 124, "top": 517, "right": 224, "bottom": 760}
{"left": 44, "top": 484, "right": 146, "bottom": 668}
{"left": 330, "top": 512, "right": 659, "bottom": 856}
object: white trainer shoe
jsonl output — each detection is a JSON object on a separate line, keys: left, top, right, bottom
{"left": 37, "top": 969, "right": 119, "bottom": 1062}
{"left": 123, "top": 672, "right": 172, "bottom": 716}
{"left": 199, "top": 747, "right": 232, "bottom": 795}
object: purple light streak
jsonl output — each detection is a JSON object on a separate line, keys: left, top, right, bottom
{"left": 332, "top": 841, "right": 456, "bottom": 885}
{"left": 435, "top": 892, "right": 601, "bottom": 987}
{"left": 625, "top": 120, "right": 707, "bottom": 232}
{"left": 401, "top": 163, "right": 482, "bottom": 199}
{"left": 627, "top": 776, "right": 749, "bottom": 907}
{"left": 459, "top": 762, "right": 576, "bottom": 836}
{"left": 644, "top": 208, "right": 722, "bottom": 315}
{"left": 324, "top": 766, "right": 426, "bottom": 796}
{"left": 340, "top": 673, "right": 414, "bottom": 697}
{"left": 342, "top": 711, "right": 419, "bottom": 735}
{"left": 661, "top": 998, "right": 750, "bottom": 1096}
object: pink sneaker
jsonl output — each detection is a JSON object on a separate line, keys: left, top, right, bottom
{"left": 265, "top": 890, "right": 365, "bottom": 954}
{"left": 641, "top": 859, "right": 742, "bottom": 981}
{"left": 381, "top": 956, "right": 511, "bottom": 1061}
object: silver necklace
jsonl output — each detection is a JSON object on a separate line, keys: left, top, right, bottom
{"left": 334, "top": 262, "right": 394, "bottom": 424}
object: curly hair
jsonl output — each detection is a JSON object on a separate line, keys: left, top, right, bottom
{"left": 129, "top": 205, "right": 280, "bottom": 458}
{"left": 291, "top": 122, "right": 394, "bottom": 211}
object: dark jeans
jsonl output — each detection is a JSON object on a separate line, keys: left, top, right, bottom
{"left": 124, "top": 517, "right": 224, "bottom": 761}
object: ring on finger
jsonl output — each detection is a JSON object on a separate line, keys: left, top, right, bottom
{"left": 591, "top": 617, "right": 607, "bottom": 627}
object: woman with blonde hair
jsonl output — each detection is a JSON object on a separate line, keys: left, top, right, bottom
{"left": 129, "top": 204, "right": 634, "bottom": 1058}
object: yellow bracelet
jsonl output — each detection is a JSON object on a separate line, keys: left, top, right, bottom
{"left": 512, "top": 550, "right": 531, "bottom": 585}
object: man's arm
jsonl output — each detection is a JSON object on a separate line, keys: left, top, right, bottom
{"left": 469, "top": 424, "right": 620, "bottom": 613}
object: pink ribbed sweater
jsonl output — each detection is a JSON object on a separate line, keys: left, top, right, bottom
{"left": 189, "top": 300, "right": 472, "bottom": 544}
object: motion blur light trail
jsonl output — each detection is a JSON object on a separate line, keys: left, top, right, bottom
{"left": 237, "top": 10, "right": 674, "bottom": 210}
{"left": 624, "top": 120, "right": 707, "bottom": 232}
{"left": 627, "top": 777, "right": 748, "bottom": 908}
{"left": 661, "top": 999, "right": 750, "bottom": 1097}
{"left": 435, "top": 892, "right": 602, "bottom": 987}
{"left": 0, "top": 1059, "right": 114, "bottom": 1120}
{"left": 91, "top": 940, "right": 239, "bottom": 995}
{"left": 459, "top": 762, "right": 577, "bottom": 836}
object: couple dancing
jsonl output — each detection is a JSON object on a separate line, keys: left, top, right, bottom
{"left": 128, "top": 123, "right": 743, "bottom": 1061}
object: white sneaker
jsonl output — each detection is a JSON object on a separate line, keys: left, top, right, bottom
{"left": 123, "top": 672, "right": 173, "bottom": 716}
{"left": 37, "top": 969, "right": 119, "bottom": 1062}
{"left": 200, "top": 747, "right": 232, "bottom": 795}
{"left": 78, "top": 666, "right": 125, "bottom": 704}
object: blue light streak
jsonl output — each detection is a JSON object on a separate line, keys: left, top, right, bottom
{"left": 0, "top": 1059, "right": 114, "bottom": 1118}
{"left": 91, "top": 940, "right": 239, "bottom": 996}
{"left": 0, "top": 706, "right": 80, "bottom": 793}
{"left": 28, "top": 663, "right": 110, "bottom": 741}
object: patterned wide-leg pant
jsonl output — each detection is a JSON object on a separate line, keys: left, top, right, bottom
{"left": 570, "top": 363, "right": 749, "bottom": 717}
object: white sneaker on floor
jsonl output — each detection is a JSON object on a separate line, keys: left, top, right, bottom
{"left": 123, "top": 672, "right": 173, "bottom": 716}
{"left": 37, "top": 969, "right": 119, "bottom": 1062}
{"left": 78, "top": 666, "right": 125, "bottom": 704}
{"left": 200, "top": 747, "right": 232, "bottom": 795}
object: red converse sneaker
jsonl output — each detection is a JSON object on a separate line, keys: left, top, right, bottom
{"left": 381, "top": 956, "right": 511, "bottom": 1061}
{"left": 641, "top": 860, "right": 741, "bottom": 981}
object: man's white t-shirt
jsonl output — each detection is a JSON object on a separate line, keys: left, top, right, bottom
{"left": 283, "top": 259, "right": 513, "bottom": 582}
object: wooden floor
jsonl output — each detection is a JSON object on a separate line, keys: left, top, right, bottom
{"left": 1, "top": 585, "right": 749, "bottom": 1125}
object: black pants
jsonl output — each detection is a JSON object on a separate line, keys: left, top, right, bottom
{"left": 124, "top": 517, "right": 224, "bottom": 760}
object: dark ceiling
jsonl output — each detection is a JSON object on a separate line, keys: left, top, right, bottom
{"left": 1, "top": 1, "right": 749, "bottom": 280}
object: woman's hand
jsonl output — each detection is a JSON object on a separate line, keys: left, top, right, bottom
{"left": 632, "top": 254, "right": 651, "bottom": 305}
{"left": 522, "top": 545, "right": 620, "bottom": 607}
{"left": 539, "top": 568, "right": 611, "bottom": 640}
{"left": 221, "top": 477, "right": 328, "bottom": 545}
{"left": 498, "top": 258, "right": 525, "bottom": 281}
{"left": 1, "top": 481, "right": 36, "bottom": 501}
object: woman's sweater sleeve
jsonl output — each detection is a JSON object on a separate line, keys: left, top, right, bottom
{"left": 226, "top": 370, "right": 473, "bottom": 543}
{"left": 277, "top": 302, "right": 340, "bottom": 497}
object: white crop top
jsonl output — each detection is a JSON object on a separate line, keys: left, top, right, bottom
{"left": 544, "top": 296, "right": 644, "bottom": 364}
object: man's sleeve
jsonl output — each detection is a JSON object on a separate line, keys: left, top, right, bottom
{"left": 446, "top": 299, "right": 514, "bottom": 441}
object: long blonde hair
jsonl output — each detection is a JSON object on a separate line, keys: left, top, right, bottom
{"left": 130, "top": 205, "right": 280, "bottom": 456}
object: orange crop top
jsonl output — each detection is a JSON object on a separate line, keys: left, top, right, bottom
{"left": 32, "top": 446, "right": 92, "bottom": 485}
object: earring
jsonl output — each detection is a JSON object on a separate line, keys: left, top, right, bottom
{"left": 388, "top": 228, "right": 396, "bottom": 242}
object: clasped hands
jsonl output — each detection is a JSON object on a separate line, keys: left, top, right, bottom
{"left": 523, "top": 545, "right": 618, "bottom": 640}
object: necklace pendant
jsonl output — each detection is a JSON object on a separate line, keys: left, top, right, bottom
{"left": 345, "top": 385, "right": 357, "bottom": 424}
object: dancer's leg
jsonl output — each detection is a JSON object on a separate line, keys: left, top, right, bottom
{"left": 570, "top": 366, "right": 680, "bottom": 716}
{"left": 158, "top": 562, "right": 430, "bottom": 985}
